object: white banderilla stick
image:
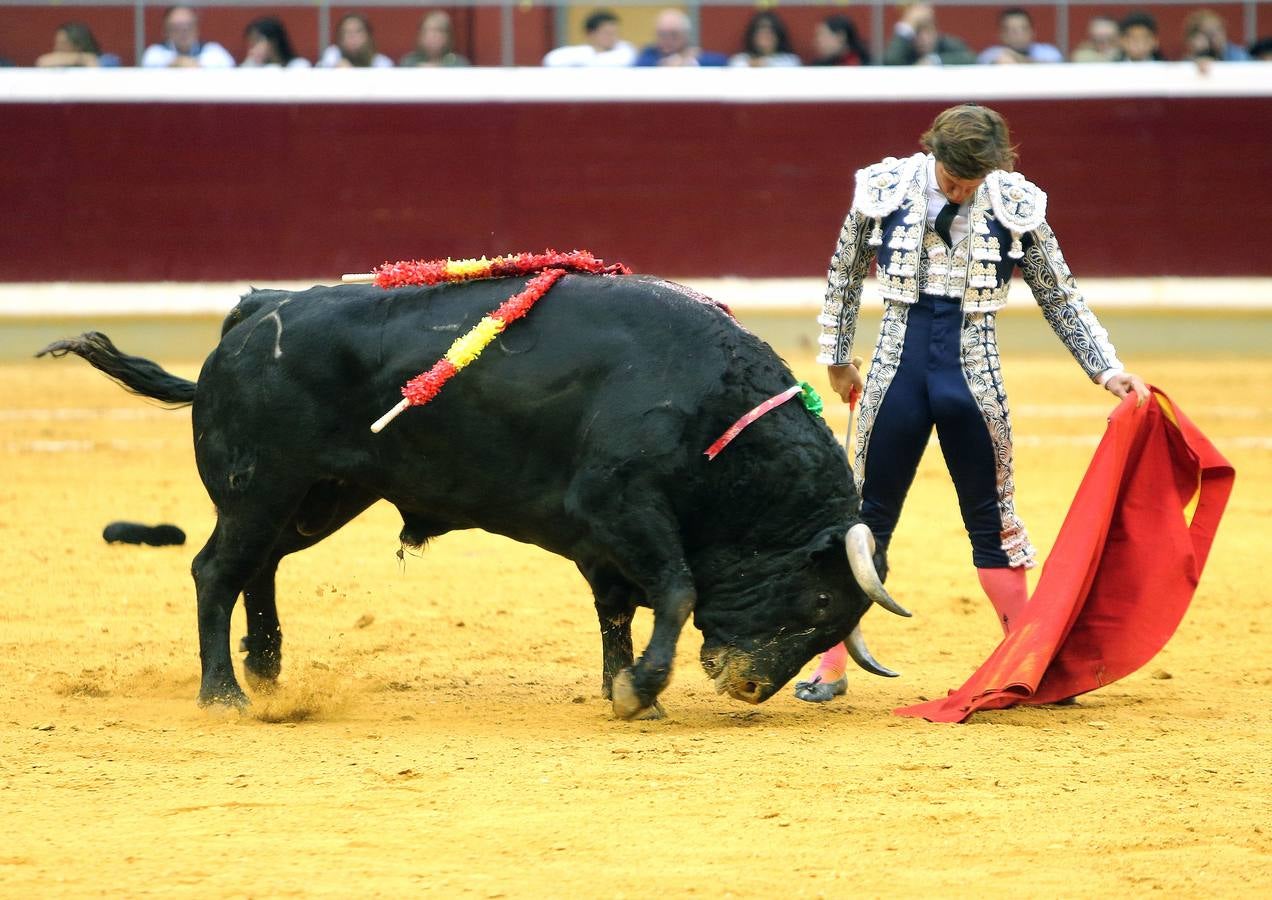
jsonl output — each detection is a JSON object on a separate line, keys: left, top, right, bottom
{"left": 370, "top": 398, "right": 410, "bottom": 434}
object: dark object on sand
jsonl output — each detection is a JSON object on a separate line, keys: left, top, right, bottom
{"left": 103, "top": 522, "right": 186, "bottom": 546}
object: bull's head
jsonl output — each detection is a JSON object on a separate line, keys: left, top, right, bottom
{"left": 694, "top": 522, "right": 909, "bottom": 704}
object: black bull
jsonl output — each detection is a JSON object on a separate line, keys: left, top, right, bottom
{"left": 39, "top": 274, "right": 907, "bottom": 718}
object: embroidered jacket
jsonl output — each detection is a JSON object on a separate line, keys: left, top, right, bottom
{"left": 817, "top": 153, "right": 1123, "bottom": 381}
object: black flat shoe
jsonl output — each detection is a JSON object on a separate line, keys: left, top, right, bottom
{"left": 794, "top": 676, "right": 848, "bottom": 703}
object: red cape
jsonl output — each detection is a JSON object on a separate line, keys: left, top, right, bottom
{"left": 895, "top": 387, "right": 1234, "bottom": 723}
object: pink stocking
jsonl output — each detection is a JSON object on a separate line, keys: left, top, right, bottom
{"left": 977, "top": 566, "right": 1029, "bottom": 636}
{"left": 810, "top": 641, "right": 849, "bottom": 683}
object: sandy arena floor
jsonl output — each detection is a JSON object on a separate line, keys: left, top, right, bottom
{"left": 1, "top": 332, "right": 1269, "bottom": 896}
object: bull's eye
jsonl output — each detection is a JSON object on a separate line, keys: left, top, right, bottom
{"left": 815, "top": 592, "right": 832, "bottom": 610}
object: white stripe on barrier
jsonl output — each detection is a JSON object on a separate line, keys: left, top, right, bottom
{"left": 4, "top": 277, "right": 1272, "bottom": 317}
{"left": 3, "top": 64, "right": 1270, "bottom": 105}
{"left": 0, "top": 407, "right": 189, "bottom": 422}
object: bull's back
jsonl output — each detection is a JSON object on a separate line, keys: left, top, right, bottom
{"left": 195, "top": 275, "right": 792, "bottom": 544}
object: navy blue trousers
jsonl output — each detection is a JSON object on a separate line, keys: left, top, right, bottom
{"left": 860, "top": 294, "right": 1011, "bottom": 569}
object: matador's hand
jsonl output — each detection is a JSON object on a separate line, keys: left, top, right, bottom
{"left": 828, "top": 359, "right": 864, "bottom": 405}
{"left": 1105, "top": 372, "right": 1150, "bottom": 407}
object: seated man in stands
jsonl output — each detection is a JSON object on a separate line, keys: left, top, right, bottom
{"left": 1071, "top": 15, "right": 1121, "bottom": 62}
{"left": 142, "top": 6, "right": 235, "bottom": 68}
{"left": 543, "top": 9, "right": 636, "bottom": 67}
{"left": 884, "top": 3, "right": 975, "bottom": 66}
{"left": 1118, "top": 11, "right": 1164, "bottom": 61}
{"left": 635, "top": 8, "right": 727, "bottom": 67}
{"left": 977, "top": 7, "right": 1063, "bottom": 64}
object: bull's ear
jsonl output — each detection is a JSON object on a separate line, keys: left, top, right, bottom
{"left": 805, "top": 526, "right": 846, "bottom": 559}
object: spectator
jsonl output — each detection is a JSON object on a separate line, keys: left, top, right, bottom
{"left": 36, "top": 22, "right": 120, "bottom": 68}
{"left": 728, "top": 11, "right": 801, "bottom": 67}
{"left": 401, "top": 11, "right": 470, "bottom": 67}
{"left": 318, "top": 13, "right": 393, "bottom": 68}
{"left": 811, "top": 14, "right": 870, "bottom": 66}
{"left": 142, "top": 6, "right": 235, "bottom": 68}
{"left": 1118, "top": 11, "right": 1164, "bottom": 61}
{"left": 884, "top": 3, "right": 975, "bottom": 66}
{"left": 542, "top": 9, "right": 635, "bottom": 67}
{"left": 978, "top": 7, "right": 1063, "bottom": 64}
{"left": 1071, "top": 16, "right": 1121, "bottom": 62}
{"left": 241, "top": 17, "right": 310, "bottom": 68}
{"left": 635, "top": 9, "right": 728, "bottom": 67}
{"left": 1183, "top": 9, "right": 1251, "bottom": 62}
{"left": 1250, "top": 37, "right": 1272, "bottom": 60}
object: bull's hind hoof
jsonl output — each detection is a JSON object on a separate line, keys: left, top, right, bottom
{"left": 610, "top": 670, "right": 663, "bottom": 720}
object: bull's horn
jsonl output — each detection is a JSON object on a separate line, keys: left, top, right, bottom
{"left": 845, "top": 523, "right": 912, "bottom": 618}
{"left": 847, "top": 625, "right": 899, "bottom": 678}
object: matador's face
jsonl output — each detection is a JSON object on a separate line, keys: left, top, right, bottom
{"left": 934, "top": 161, "right": 985, "bottom": 205}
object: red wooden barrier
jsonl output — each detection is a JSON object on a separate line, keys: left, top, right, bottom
{"left": 4, "top": 89, "right": 1270, "bottom": 281}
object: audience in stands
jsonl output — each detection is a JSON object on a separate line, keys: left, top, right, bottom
{"left": 23, "top": 4, "right": 1268, "bottom": 72}
{"left": 1070, "top": 16, "right": 1121, "bottom": 62}
{"left": 635, "top": 9, "right": 727, "bottom": 66}
{"left": 543, "top": 9, "right": 635, "bottom": 67}
{"left": 1183, "top": 9, "right": 1251, "bottom": 61}
{"left": 810, "top": 15, "right": 870, "bottom": 66}
{"left": 241, "top": 17, "right": 310, "bottom": 68}
{"left": 978, "top": 7, "right": 1063, "bottom": 63}
{"left": 318, "top": 13, "right": 393, "bottom": 68}
{"left": 728, "top": 11, "right": 801, "bottom": 67}
{"left": 142, "top": 6, "right": 235, "bottom": 68}
{"left": 884, "top": 3, "right": 975, "bottom": 66}
{"left": 36, "top": 22, "right": 120, "bottom": 67}
{"left": 400, "top": 11, "right": 470, "bottom": 67}
{"left": 1118, "top": 11, "right": 1165, "bottom": 61}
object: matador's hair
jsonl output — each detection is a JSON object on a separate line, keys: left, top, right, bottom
{"left": 920, "top": 104, "right": 1018, "bottom": 179}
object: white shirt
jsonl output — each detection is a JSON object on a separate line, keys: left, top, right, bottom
{"left": 317, "top": 46, "right": 394, "bottom": 68}
{"left": 542, "top": 41, "right": 636, "bottom": 67}
{"left": 241, "top": 57, "right": 312, "bottom": 69}
{"left": 925, "top": 155, "right": 969, "bottom": 246}
{"left": 141, "top": 41, "right": 236, "bottom": 68}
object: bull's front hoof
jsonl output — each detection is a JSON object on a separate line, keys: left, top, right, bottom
{"left": 197, "top": 683, "right": 249, "bottom": 710}
{"left": 610, "top": 669, "right": 657, "bottom": 720}
{"left": 632, "top": 701, "right": 666, "bottom": 721}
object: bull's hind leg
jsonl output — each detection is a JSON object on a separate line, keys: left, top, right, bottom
{"left": 192, "top": 517, "right": 282, "bottom": 708}
{"left": 239, "top": 484, "right": 379, "bottom": 692}
{"left": 239, "top": 560, "right": 283, "bottom": 692}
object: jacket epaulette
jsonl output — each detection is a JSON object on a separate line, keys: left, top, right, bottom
{"left": 852, "top": 153, "right": 923, "bottom": 247}
{"left": 852, "top": 153, "right": 924, "bottom": 219}
{"left": 985, "top": 171, "right": 1047, "bottom": 259}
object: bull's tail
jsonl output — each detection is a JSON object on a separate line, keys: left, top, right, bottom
{"left": 36, "top": 331, "right": 196, "bottom": 407}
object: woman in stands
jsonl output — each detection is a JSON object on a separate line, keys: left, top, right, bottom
{"left": 242, "top": 17, "right": 311, "bottom": 68}
{"left": 318, "top": 13, "right": 393, "bottom": 68}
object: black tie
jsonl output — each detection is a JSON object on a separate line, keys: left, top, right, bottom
{"left": 935, "top": 201, "right": 958, "bottom": 247}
